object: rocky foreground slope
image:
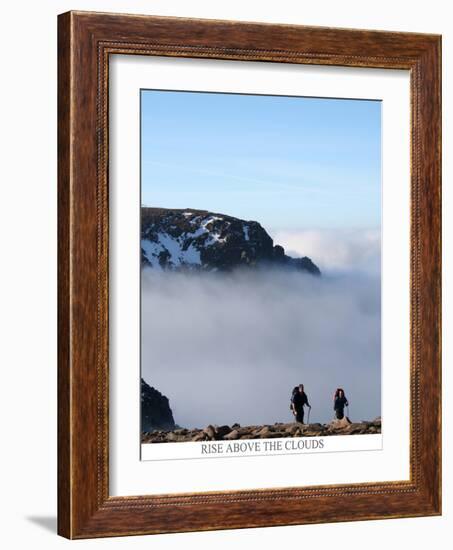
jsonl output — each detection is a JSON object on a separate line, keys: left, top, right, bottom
{"left": 141, "top": 417, "right": 381, "bottom": 443}
{"left": 141, "top": 207, "right": 320, "bottom": 274}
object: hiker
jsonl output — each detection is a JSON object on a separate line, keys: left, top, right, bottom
{"left": 290, "top": 386, "right": 298, "bottom": 417}
{"left": 291, "top": 384, "right": 311, "bottom": 424}
{"left": 333, "top": 388, "right": 349, "bottom": 420}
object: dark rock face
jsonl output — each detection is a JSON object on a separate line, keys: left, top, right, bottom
{"left": 141, "top": 207, "right": 320, "bottom": 275}
{"left": 141, "top": 378, "right": 176, "bottom": 432}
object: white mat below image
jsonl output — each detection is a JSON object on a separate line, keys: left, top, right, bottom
{"left": 141, "top": 434, "right": 383, "bottom": 461}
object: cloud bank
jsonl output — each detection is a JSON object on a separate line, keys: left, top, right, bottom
{"left": 141, "top": 245, "right": 381, "bottom": 429}
{"left": 272, "top": 228, "right": 381, "bottom": 275}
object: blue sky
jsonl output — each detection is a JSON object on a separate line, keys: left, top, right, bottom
{"left": 141, "top": 90, "right": 381, "bottom": 232}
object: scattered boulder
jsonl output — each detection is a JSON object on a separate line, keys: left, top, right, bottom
{"left": 203, "top": 425, "right": 216, "bottom": 439}
{"left": 193, "top": 432, "right": 208, "bottom": 442}
{"left": 256, "top": 426, "right": 272, "bottom": 437}
{"left": 307, "top": 423, "right": 325, "bottom": 432}
{"left": 215, "top": 425, "right": 232, "bottom": 438}
{"left": 285, "top": 424, "right": 299, "bottom": 435}
{"left": 224, "top": 430, "right": 240, "bottom": 440}
{"left": 346, "top": 423, "right": 370, "bottom": 435}
{"left": 270, "top": 432, "right": 290, "bottom": 438}
{"left": 328, "top": 417, "right": 352, "bottom": 431}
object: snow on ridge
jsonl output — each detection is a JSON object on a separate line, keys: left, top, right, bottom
{"left": 182, "top": 214, "right": 228, "bottom": 246}
{"left": 141, "top": 239, "right": 163, "bottom": 271}
{"left": 200, "top": 215, "right": 227, "bottom": 245}
{"left": 142, "top": 213, "right": 232, "bottom": 269}
{"left": 188, "top": 225, "right": 208, "bottom": 239}
{"left": 142, "top": 232, "right": 201, "bottom": 268}
{"left": 158, "top": 233, "right": 184, "bottom": 261}
{"left": 243, "top": 224, "right": 250, "bottom": 241}
{"left": 182, "top": 242, "right": 202, "bottom": 265}
{"left": 205, "top": 232, "right": 226, "bottom": 246}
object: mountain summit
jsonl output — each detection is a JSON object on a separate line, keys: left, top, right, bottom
{"left": 141, "top": 207, "right": 320, "bottom": 275}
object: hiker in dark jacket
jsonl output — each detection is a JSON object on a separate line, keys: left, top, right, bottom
{"left": 291, "top": 384, "right": 311, "bottom": 424}
{"left": 333, "top": 388, "right": 349, "bottom": 420}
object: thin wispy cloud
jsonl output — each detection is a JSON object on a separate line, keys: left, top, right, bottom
{"left": 142, "top": 158, "right": 334, "bottom": 196}
{"left": 141, "top": 90, "right": 381, "bottom": 229}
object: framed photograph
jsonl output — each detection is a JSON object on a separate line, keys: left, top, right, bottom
{"left": 58, "top": 11, "right": 441, "bottom": 539}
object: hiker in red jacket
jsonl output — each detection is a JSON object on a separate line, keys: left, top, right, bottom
{"left": 333, "top": 388, "right": 349, "bottom": 420}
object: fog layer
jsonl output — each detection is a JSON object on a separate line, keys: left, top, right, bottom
{"left": 141, "top": 261, "right": 381, "bottom": 428}
{"left": 273, "top": 228, "right": 381, "bottom": 275}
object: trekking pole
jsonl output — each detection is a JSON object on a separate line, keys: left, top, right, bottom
{"left": 307, "top": 406, "right": 311, "bottom": 425}
{"left": 346, "top": 404, "right": 350, "bottom": 420}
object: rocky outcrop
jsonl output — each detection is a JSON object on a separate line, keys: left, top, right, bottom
{"left": 141, "top": 378, "right": 176, "bottom": 432}
{"left": 141, "top": 207, "right": 320, "bottom": 275}
{"left": 141, "top": 418, "right": 381, "bottom": 443}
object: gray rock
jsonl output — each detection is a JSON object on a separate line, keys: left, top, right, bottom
{"left": 308, "top": 423, "right": 325, "bottom": 431}
{"left": 215, "top": 425, "right": 232, "bottom": 438}
{"left": 270, "top": 432, "right": 290, "bottom": 438}
{"left": 193, "top": 432, "right": 208, "bottom": 442}
{"left": 328, "top": 417, "right": 352, "bottom": 431}
{"left": 285, "top": 424, "right": 299, "bottom": 435}
{"left": 223, "top": 429, "right": 240, "bottom": 440}
{"left": 256, "top": 426, "right": 272, "bottom": 437}
{"left": 203, "top": 425, "right": 216, "bottom": 439}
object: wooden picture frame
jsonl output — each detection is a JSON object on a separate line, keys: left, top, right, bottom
{"left": 58, "top": 10, "right": 441, "bottom": 539}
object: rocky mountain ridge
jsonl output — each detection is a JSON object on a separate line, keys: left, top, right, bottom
{"left": 141, "top": 417, "right": 382, "bottom": 443}
{"left": 141, "top": 207, "right": 320, "bottom": 274}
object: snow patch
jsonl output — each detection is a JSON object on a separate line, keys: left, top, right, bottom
{"left": 182, "top": 242, "right": 201, "bottom": 265}
{"left": 142, "top": 232, "right": 201, "bottom": 268}
{"left": 201, "top": 216, "right": 227, "bottom": 245}
{"left": 179, "top": 215, "right": 228, "bottom": 246}
{"left": 189, "top": 225, "right": 209, "bottom": 239}
{"left": 158, "top": 233, "right": 184, "bottom": 265}
{"left": 142, "top": 213, "right": 234, "bottom": 269}
{"left": 141, "top": 240, "right": 163, "bottom": 271}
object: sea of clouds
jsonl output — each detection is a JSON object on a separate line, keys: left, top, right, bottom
{"left": 141, "top": 228, "right": 381, "bottom": 428}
